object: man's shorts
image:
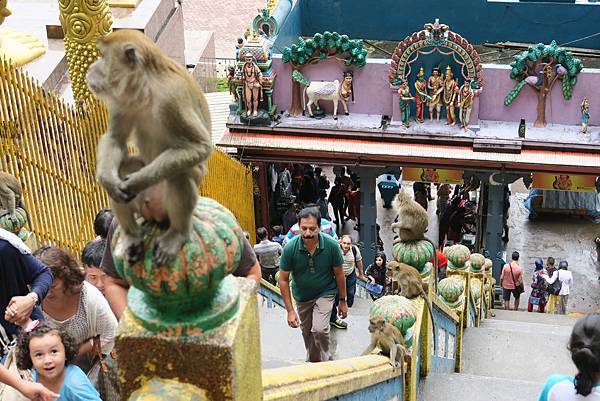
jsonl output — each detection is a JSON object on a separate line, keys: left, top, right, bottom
{"left": 502, "top": 287, "right": 520, "bottom": 301}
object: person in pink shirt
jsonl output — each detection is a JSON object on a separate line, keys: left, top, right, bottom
{"left": 500, "top": 251, "right": 524, "bottom": 310}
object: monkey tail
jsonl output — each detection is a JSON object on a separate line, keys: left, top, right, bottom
{"left": 18, "top": 200, "right": 33, "bottom": 233}
{"left": 421, "top": 236, "right": 438, "bottom": 354}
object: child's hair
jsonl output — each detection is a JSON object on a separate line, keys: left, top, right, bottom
{"left": 81, "top": 238, "right": 106, "bottom": 268}
{"left": 16, "top": 321, "right": 78, "bottom": 370}
{"left": 93, "top": 208, "right": 114, "bottom": 239}
{"left": 569, "top": 314, "right": 600, "bottom": 396}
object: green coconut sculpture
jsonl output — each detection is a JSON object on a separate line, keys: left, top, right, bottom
{"left": 369, "top": 295, "right": 418, "bottom": 347}
{"left": 444, "top": 244, "right": 471, "bottom": 271}
{"left": 392, "top": 239, "right": 435, "bottom": 272}
{"left": 437, "top": 277, "right": 465, "bottom": 309}
{"left": 113, "top": 197, "right": 245, "bottom": 336}
{"left": 0, "top": 207, "right": 28, "bottom": 233}
{"left": 467, "top": 253, "right": 485, "bottom": 273}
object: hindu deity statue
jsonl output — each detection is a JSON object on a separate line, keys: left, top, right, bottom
{"left": 398, "top": 79, "right": 414, "bottom": 128}
{"left": 427, "top": 67, "right": 443, "bottom": 121}
{"left": 458, "top": 78, "right": 474, "bottom": 131}
{"left": 414, "top": 67, "right": 429, "bottom": 123}
{"left": 443, "top": 66, "right": 458, "bottom": 126}
{"left": 242, "top": 52, "right": 263, "bottom": 117}
{"left": 341, "top": 71, "right": 354, "bottom": 103}
{"left": 581, "top": 97, "right": 590, "bottom": 135}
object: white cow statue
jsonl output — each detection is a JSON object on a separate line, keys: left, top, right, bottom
{"left": 292, "top": 70, "right": 353, "bottom": 120}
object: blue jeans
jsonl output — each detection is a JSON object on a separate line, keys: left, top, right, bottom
{"left": 330, "top": 271, "right": 357, "bottom": 322}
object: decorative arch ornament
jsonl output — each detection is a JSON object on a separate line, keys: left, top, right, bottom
{"left": 388, "top": 19, "right": 483, "bottom": 89}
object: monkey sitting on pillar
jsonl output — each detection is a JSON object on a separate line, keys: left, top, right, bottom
{"left": 0, "top": 171, "right": 31, "bottom": 230}
{"left": 87, "top": 29, "right": 213, "bottom": 266}
{"left": 387, "top": 261, "right": 436, "bottom": 351}
{"left": 362, "top": 316, "right": 410, "bottom": 374}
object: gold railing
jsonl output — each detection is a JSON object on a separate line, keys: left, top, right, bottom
{"left": 0, "top": 57, "right": 255, "bottom": 255}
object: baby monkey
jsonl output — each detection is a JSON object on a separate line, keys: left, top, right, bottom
{"left": 362, "top": 316, "right": 410, "bottom": 374}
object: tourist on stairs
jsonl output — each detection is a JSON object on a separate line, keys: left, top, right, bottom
{"left": 537, "top": 314, "right": 600, "bottom": 400}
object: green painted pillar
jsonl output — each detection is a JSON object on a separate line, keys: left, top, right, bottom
{"left": 483, "top": 183, "right": 504, "bottom": 283}
{"left": 357, "top": 167, "right": 379, "bottom": 267}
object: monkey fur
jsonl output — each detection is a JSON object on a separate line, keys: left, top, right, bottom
{"left": 88, "top": 29, "right": 213, "bottom": 266}
{"left": 391, "top": 190, "right": 428, "bottom": 242}
{"left": 362, "top": 315, "right": 410, "bottom": 374}
{"left": 0, "top": 171, "right": 31, "bottom": 230}
{"left": 387, "top": 261, "right": 437, "bottom": 352}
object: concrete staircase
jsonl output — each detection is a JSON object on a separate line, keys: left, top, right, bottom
{"left": 258, "top": 296, "right": 372, "bottom": 369}
{"left": 419, "top": 309, "right": 578, "bottom": 401}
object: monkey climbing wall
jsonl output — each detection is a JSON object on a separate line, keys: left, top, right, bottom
{"left": 0, "top": 57, "right": 255, "bottom": 254}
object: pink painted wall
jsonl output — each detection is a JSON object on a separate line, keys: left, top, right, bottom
{"left": 273, "top": 57, "right": 393, "bottom": 116}
{"left": 272, "top": 57, "right": 600, "bottom": 126}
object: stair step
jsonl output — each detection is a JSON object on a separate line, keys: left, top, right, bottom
{"left": 461, "top": 326, "right": 574, "bottom": 382}
{"left": 419, "top": 373, "right": 542, "bottom": 401}
{"left": 491, "top": 309, "right": 578, "bottom": 326}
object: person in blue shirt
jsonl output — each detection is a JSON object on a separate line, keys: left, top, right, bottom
{"left": 1, "top": 232, "right": 53, "bottom": 342}
{"left": 17, "top": 321, "right": 101, "bottom": 401}
{"left": 538, "top": 314, "right": 600, "bottom": 400}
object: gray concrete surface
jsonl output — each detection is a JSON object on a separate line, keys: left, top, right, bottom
{"left": 419, "top": 310, "right": 578, "bottom": 401}
{"left": 259, "top": 295, "right": 372, "bottom": 369}
{"left": 419, "top": 373, "right": 542, "bottom": 401}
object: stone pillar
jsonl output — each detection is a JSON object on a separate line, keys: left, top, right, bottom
{"left": 357, "top": 167, "right": 378, "bottom": 267}
{"left": 113, "top": 198, "right": 262, "bottom": 400}
{"left": 483, "top": 183, "right": 504, "bottom": 283}
{"left": 117, "top": 277, "right": 262, "bottom": 401}
{"left": 58, "top": 0, "right": 113, "bottom": 101}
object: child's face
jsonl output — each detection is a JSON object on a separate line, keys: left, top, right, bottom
{"left": 85, "top": 266, "right": 107, "bottom": 294}
{"left": 29, "top": 333, "right": 66, "bottom": 380}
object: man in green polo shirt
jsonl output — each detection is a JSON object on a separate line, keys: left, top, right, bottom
{"left": 279, "top": 207, "right": 347, "bottom": 362}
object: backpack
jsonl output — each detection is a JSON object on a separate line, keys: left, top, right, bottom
{"left": 548, "top": 271, "right": 562, "bottom": 295}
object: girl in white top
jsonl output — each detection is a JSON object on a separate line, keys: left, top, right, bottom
{"left": 543, "top": 259, "right": 573, "bottom": 315}
{"left": 34, "top": 246, "right": 118, "bottom": 359}
{"left": 538, "top": 314, "right": 600, "bottom": 400}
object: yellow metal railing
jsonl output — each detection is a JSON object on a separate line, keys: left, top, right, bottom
{"left": 0, "top": 58, "right": 255, "bottom": 255}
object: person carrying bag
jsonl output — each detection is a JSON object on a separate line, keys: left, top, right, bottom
{"left": 500, "top": 251, "right": 524, "bottom": 311}
{"left": 87, "top": 336, "right": 120, "bottom": 400}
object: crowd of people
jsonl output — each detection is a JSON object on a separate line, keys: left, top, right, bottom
{"left": 500, "top": 251, "right": 574, "bottom": 315}
{"left": 1, "top": 191, "right": 263, "bottom": 400}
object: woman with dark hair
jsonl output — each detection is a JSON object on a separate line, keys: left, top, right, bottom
{"left": 538, "top": 314, "right": 600, "bottom": 400}
{"left": 93, "top": 209, "right": 114, "bottom": 239}
{"left": 364, "top": 252, "right": 388, "bottom": 300}
{"left": 34, "top": 246, "right": 117, "bottom": 369}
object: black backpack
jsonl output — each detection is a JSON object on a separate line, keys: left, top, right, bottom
{"left": 548, "top": 271, "right": 562, "bottom": 295}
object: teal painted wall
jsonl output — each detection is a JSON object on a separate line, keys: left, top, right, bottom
{"left": 292, "top": 0, "right": 600, "bottom": 49}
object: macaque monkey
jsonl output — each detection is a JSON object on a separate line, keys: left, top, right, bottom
{"left": 0, "top": 171, "right": 31, "bottom": 229}
{"left": 362, "top": 316, "right": 409, "bottom": 374}
{"left": 387, "top": 261, "right": 436, "bottom": 350}
{"left": 391, "top": 190, "right": 428, "bottom": 242}
{"left": 87, "top": 29, "right": 213, "bottom": 265}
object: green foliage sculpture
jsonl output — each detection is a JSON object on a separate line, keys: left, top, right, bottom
{"left": 282, "top": 32, "right": 367, "bottom": 116}
{"left": 504, "top": 40, "right": 583, "bottom": 128}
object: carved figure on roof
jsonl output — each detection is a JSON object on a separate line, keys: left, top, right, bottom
{"left": 427, "top": 67, "right": 443, "bottom": 121}
{"left": 340, "top": 71, "right": 354, "bottom": 104}
{"left": 423, "top": 18, "right": 449, "bottom": 45}
{"left": 292, "top": 70, "right": 352, "bottom": 120}
{"left": 458, "top": 78, "right": 474, "bottom": 131}
{"left": 398, "top": 79, "right": 414, "bottom": 128}
{"left": 242, "top": 52, "right": 263, "bottom": 117}
{"left": 581, "top": 97, "right": 590, "bottom": 135}
{"left": 503, "top": 40, "right": 583, "bottom": 128}
{"left": 443, "top": 66, "right": 458, "bottom": 126}
{"left": 414, "top": 67, "right": 430, "bottom": 123}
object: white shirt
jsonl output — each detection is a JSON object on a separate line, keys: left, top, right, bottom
{"left": 341, "top": 246, "right": 362, "bottom": 276}
{"left": 43, "top": 281, "right": 118, "bottom": 353}
{"left": 544, "top": 269, "right": 573, "bottom": 296}
{"left": 539, "top": 375, "right": 600, "bottom": 401}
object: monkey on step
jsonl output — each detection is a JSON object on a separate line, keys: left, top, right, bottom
{"left": 87, "top": 29, "right": 213, "bottom": 266}
{"left": 0, "top": 171, "right": 31, "bottom": 230}
{"left": 387, "top": 261, "right": 437, "bottom": 353}
{"left": 362, "top": 316, "right": 410, "bottom": 375}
